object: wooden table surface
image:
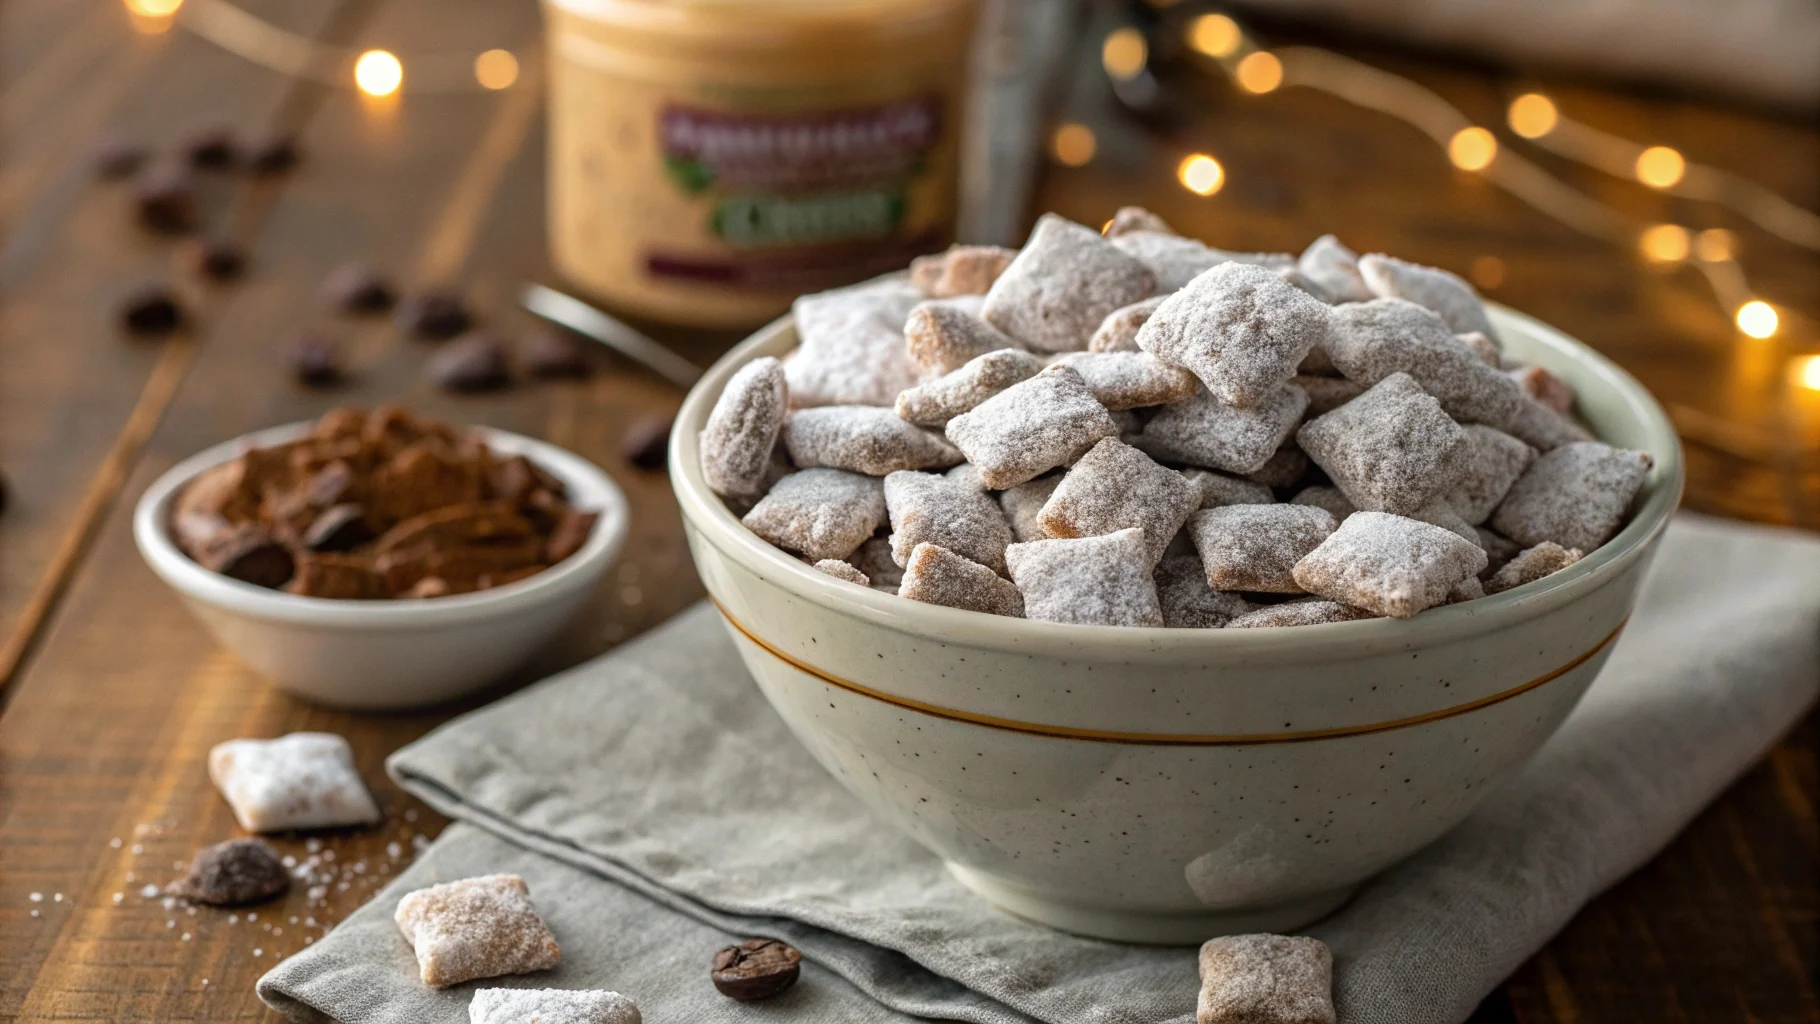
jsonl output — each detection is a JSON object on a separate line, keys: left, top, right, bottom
{"left": 1, "top": 2, "right": 1814, "bottom": 1021}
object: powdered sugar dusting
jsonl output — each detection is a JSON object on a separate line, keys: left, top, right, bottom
{"left": 944, "top": 365, "right": 1119, "bottom": 489}
{"left": 393, "top": 874, "right": 560, "bottom": 988}
{"left": 904, "top": 302, "right": 1023, "bottom": 376}
{"left": 1297, "top": 373, "right": 1469, "bottom": 515}
{"left": 783, "top": 406, "right": 962, "bottom": 475}
{"left": 1358, "top": 253, "right": 1497, "bottom": 342}
{"left": 1155, "top": 553, "right": 1251, "bottom": 628}
{"left": 1324, "top": 299, "right": 1520, "bottom": 425}
{"left": 207, "top": 734, "right": 380, "bottom": 834}
{"left": 469, "top": 987, "right": 642, "bottom": 1024}
{"left": 1291, "top": 510, "right": 1488, "bottom": 618}
{"left": 896, "top": 349, "right": 1043, "bottom": 426}
{"left": 1441, "top": 424, "right": 1535, "bottom": 525}
{"left": 1049, "top": 351, "right": 1200, "bottom": 410}
{"left": 1135, "top": 384, "right": 1307, "bottom": 475}
{"left": 742, "top": 469, "right": 885, "bottom": 561}
{"left": 1490, "top": 441, "right": 1652, "bottom": 551}
{"left": 1189, "top": 504, "right": 1337, "bottom": 593}
{"left": 981, "top": 215, "right": 1156, "bottom": 353}
{"left": 1006, "top": 528, "right": 1163, "bottom": 626}
{"left": 884, "top": 470, "right": 1014, "bottom": 573}
{"left": 700, "top": 356, "right": 789, "bottom": 497}
{"left": 1483, "top": 541, "right": 1583, "bottom": 594}
{"left": 909, "top": 244, "right": 1017, "bottom": 298}
{"left": 899, "top": 543, "right": 1025, "bottom": 617}
{"left": 1137, "top": 262, "right": 1330, "bottom": 408}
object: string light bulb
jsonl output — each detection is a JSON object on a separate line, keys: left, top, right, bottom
{"left": 1791, "top": 355, "right": 1820, "bottom": 392}
{"left": 1101, "top": 27, "right": 1148, "bottom": 82}
{"left": 1234, "top": 52, "right": 1283, "bottom": 94}
{"left": 1695, "top": 228, "right": 1736, "bottom": 262}
{"left": 354, "top": 49, "right": 403, "bottom": 97}
{"left": 1187, "top": 13, "right": 1243, "bottom": 58}
{"left": 1049, "top": 123, "right": 1097, "bottom": 167}
{"left": 1177, "top": 154, "right": 1225, "bottom": 196}
{"left": 1638, "top": 224, "right": 1690, "bottom": 263}
{"left": 1736, "top": 301, "right": 1779, "bottom": 338}
{"left": 1448, "top": 127, "right": 1497, "bottom": 171}
{"left": 473, "top": 49, "right": 518, "bottom": 90}
{"left": 1634, "top": 146, "right": 1686, "bottom": 189}
{"left": 124, "top": 0, "right": 184, "bottom": 15}
{"left": 1507, "top": 93, "right": 1557, "bottom": 138}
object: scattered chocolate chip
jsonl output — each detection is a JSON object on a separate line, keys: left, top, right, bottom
{"left": 427, "top": 333, "right": 511, "bottom": 392}
{"left": 302, "top": 503, "right": 374, "bottom": 551}
{"left": 181, "top": 121, "right": 237, "bottom": 169}
{"left": 621, "top": 415, "right": 672, "bottom": 471}
{"left": 181, "top": 237, "right": 247, "bottom": 282}
{"left": 92, "top": 135, "right": 148, "bottom": 179}
{"left": 290, "top": 333, "right": 343, "bottom": 387}
{"left": 322, "top": 263, "right": 395, "bottom": 313}
{"left": 397, "top": 288, "right": 472, "bottom": 340}
{"left": 166, "top": 838, "right": 289, "bottom": 906}
{"left": 120, "top": 287, "right": 184, "bottom": 335}
{"left": 197, "top": 523, "right": 295, "bottom": 588}
{"left": 244, "top": 131, "right": 300, "bottom": 174}
{"left": 132, "top": 161, "right": 197, "bottom": 235}
{"left": 545, "top": 509, "right": 599, "bottom": 564}
{"left": 711, "top": 938, "right": 802, "bottom": 1001}
{"left": 521, "top": 328, "right": 595, "bottom": 378}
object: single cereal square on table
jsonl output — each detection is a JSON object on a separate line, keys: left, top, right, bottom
{"left": 1197, "top": 933, "right": 1335, "bottom": 1024}
{"left": 469, "top": 988, "right": 642, "bottom": 1024}
{"left": 207, "top": 732, "right": 381, "bottom": 833}
{"left": 393, "top": 873, "right": 561, "bottom": 988}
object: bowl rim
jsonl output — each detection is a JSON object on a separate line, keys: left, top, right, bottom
{"left": 670, "top": 300, "right": 1684, "bottom": 661}
{"left": 133, "top": 421, "right": 631, "bottom": 629}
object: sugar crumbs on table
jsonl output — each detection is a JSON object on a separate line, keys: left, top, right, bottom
{"left": 394, "top": 874, "right": 561, "bottom": 988}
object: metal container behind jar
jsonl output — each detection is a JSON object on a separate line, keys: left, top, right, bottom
{"left": 544, "top": 0, "right": 981, "bottom": 328}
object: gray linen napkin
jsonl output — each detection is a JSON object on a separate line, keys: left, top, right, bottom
{"left": 259, "top": 513, "right": 1820, "bottom": 1024}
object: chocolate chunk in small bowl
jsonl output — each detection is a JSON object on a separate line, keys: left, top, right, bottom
{"left": 289, "top": 333, "right": 344, "bottom": 387}
{"left": 120, "top": 287, "right": 184, "bottom": 336}
{"left": 322, "top": 263, "right": 395, "bottom": 313}
{"left": 711, "top": 938, "right": 802, "bottom": 1001}
{"left": 165, "top": 838, "right": 289, "bottom": 906}
{"left": 427, "top": 333, "right": 512, "bottom": 392}
{"left": 195, "top": 523, "right": 295, "bottom": 588}
{"left": 397, "top": 288, "right": 473, "bottom": 339}
{"left": 302, "top": 503, "right": 375, "bottom": 552}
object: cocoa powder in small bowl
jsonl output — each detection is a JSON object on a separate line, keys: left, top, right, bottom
{"left": 169, "top": 404, "right": 600, "bottom": 600}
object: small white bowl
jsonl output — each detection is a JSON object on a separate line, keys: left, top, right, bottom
{"left": 673, "top": 304, "right": 1683, "bottom": 944}
{"left": 134, "top": 422, "right": 629, "bottom": 710}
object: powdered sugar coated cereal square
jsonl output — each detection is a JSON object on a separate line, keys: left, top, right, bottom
{"left": 1189, "top": 503, "right": 1337, "bottom": 593}
{"left": 1297, "top": 373, "right": 1469, "bottom": 515}
{"left": 904, "top": 301, "right": 1023, "bottom": 376}
{"left": 1038, "top": 438, "right": 1200, "bottom": 565}
{"left": 998, "top": 474, "right": 1063, "bottom": 542}
{"left": 469, "top": 988, "right": 642, "bottom": 1024}
{"left": 1296, "top": 234, "right": 1373, "bottom": 303}
{"left": 884, "top": 470, "right": 1014, "bottom": 573}
{"left": 1136, "top": 383, "right": 1307, "bottom": 475}
{"left": 813, "top": 559, "right": 871, "bottom": 586}
{"left": 1291, "top": 510, "right": 1488, "bottom": 618}
{"left": 1358, "top": 253, "right": 1498, "bottom": 342}
{"left": 1290, "top": 485, "right": 1356, "bottom": 523}
{"left": 847, "top": 536, "right": 904, "bottom": 592}
{"left": 1490, "top": 441, "right": 1651, "bottom": 552}
{"left": 1197, "top": 933, "right": 1335, "bottom": 1024}
{"left": 1050, "top": 351, "right": 1200, "bottom": 410}
{"left": 1483, "top": 541, "right": 1582, "bottom": 594}
{"left": 742, "top": 469, "right": 885, "bottom": 561}
{"left": 1324, "top": 299, "right": 1521, "bottom": 425}
{"left": 1227, "top": 600, "right": 1374, "bottom": 630}
{"left": 981, "top": 214, "right": 1156, "bottom": 352}
{"left": 1006, "top": 528, "right": 1163, "bottom": 626}
{"left": 700, "top": 356, "right": 789, "bottom": 497}
{"left": 783, "top": 406, "right": 962, "bottom": 475}
{"left": 1500, "top": 393, "right": 1593, "bottom": 452}
{"left": 1294, "top": 374, "right": 1365, "bottom": 415}
{"left": 944, "top": 364, "right": 1119, "bottom": 489}
{"left": 895, "top": 349, "right": 1043, "bottom": 426}
{"left": 909, "top": 244, "right": 1017, "bottom": 298}
{"left": 1184, "top": 469, "right": 1275, "bottom": 509}
{"left": 1089, "top": 295, "right": 1168, "bottom": 353}
{"left": 394, "top": 874, "right": 560, "bottom": 988}
{"left": 1137, "top": 262, "right": 1331, "bottom": 408}
{"left": 1111, "top": 232, "right": 1295, "bottom": 292}
{"left": 785, "top": 280, "right": 924, "bottom": 407}
{"left": 1440, "top": 424, "right": 1535, "bottom": 525}
{"left": 207, "top": 733, "right": 381, "bottom": 834}
{"left": 1155, "top": 553, "right": 1251, "bottom": 628}
{"left": 899, "top": 543, "right": 1025, "bottom": 617}
{"left": 1104, "top": 205, "right": 1174, "bottom": 237}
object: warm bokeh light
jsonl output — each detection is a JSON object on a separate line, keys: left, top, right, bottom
{"left": 1638, "top": 224, "right": 1690, "bottom": 263}
{"left": 1101, "top": 27, "right": 1148, "bottom": 81}
{"left": 354, "top": 49, "right": 403, "bottom": 97}
{"left": 1470, "top": 255, "right": 1506, "bottom": 289}
{"left": 1791, "top": 355, "right": 1820, "bottom": 392}
{"left": 1736, "top": 300, "right": 1779, "bottom": 339}
{"left": 1634, "top": 146, "right": 1686, "bottom": 189}
{"left": 474, "top": 49, "right": 519, "bottom": 90}
{"left": 1187, "top": 13, "right": 1242, "bottom": 58}
{"left": 1234, "top": 51, "right": 1283, "bottom": 94}
{"left": 1448, "top": 127, "right": 1498, "bottom": 171}
{"left": 124, "top": 0, "right": 184, "bottom": 15}
{"left": 1177, "top": 154, "right": 1225, "bottom": 196}
{"left": 1507, "top": 93, "right": 1557, "bottom": 139}
{"left": 1049, "top": 123, "right": 1097, "bottom": 167}
{"left": 1695, "top": 228, "right": 1736, "bottom": 262}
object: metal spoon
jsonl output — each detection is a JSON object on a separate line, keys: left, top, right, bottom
{"left": 520, "top": 284, "right": 705, "bottom": 390}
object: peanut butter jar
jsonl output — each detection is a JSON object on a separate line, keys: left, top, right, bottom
{"left": 544, "top": 0, "right": 980, "bottom": 328}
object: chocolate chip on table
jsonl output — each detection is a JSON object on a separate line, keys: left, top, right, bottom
{"left": 711, "top": 938, "right": 802, "bottom": 1001}
{"left": 132, "top": 161, "right": 197, "bottom": 235}
{"left": 182, "top": 238, "right": 247, "bottom": 282}
{"left": 166, "top": 838, "right": 289, "bottom": 906}
{"left": 521, "top": 328, "right": 595, "bottom": 378}
{"left": 244, "top": 131, "right": 300, "bottom": 174}
{"left": 290, "top": 333, "right": 343, "bottom": 387}
{"left": 181, "top": 121, "right": 237, "bottom": 169}
{"left": 621, "top": 415, "right": 673, "bottom": 471}
{"left": 427, "top": 333, "right": 512, "bottom": 392}
{"left": 396, "top": 288, "right": 472, "bottom": 339}
{"left": 302, "top": 503, "right": 375, "bottom": 551}
{"left": 92, "top": 135, "right": 149, "bottom": 179}
{"left": 322, "top": 263, "right": 395, "bottom": 313}
{"left": 120, "top": 287, "right": 184, "bottom": 335}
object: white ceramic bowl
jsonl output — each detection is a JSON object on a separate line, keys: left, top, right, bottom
{"left": 135, "top": 422, "right": 629, "bottom": 710}
{"left": 673, "top": 305, "right": 1683, "bottom": 944}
